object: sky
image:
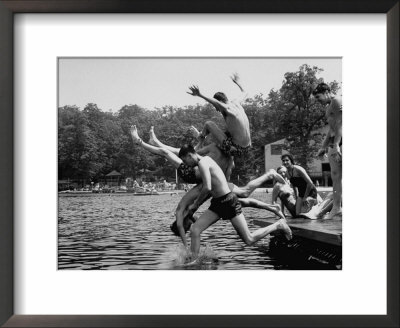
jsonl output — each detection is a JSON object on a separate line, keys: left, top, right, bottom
{"left": 58, "top": 58, "right": 341, "bottom": 112}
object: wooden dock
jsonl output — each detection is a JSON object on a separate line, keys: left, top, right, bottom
{"left": 252, "top": 217, "right": 342, "bottom": 246}
{"left": 253, "top": 217, "right": 342, "bottom": 268}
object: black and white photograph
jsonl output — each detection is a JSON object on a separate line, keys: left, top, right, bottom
{"left": 58, "top": 57, "right": 342, "bottom": 270}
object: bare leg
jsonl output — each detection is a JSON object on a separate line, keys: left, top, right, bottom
{"left": 326, "top": 148, "right": 342, "bottom": 219}
{"left": 195, "top": 143, "right": 218, "bottom": 156}
{"left": 271, "top": 182, "right": 290, "bottom": 215}
{"left": 233, "top": 169, "right": 285, "bottom": 198}
{"left": 318, "top": 193, "right": 334, "bottom": 218}
{"left": 225, "top": 156, "right": 235, "bottom": 181}
{"left": 148, "top": 126, "right": 180, "bottom": 155}
{"left": 130, "top": 125, "right": 181, "bottom": 168}
{"left": 295, "top": 197, "right": 304, "bottom": 216}
{"left": 201, "top": 121, "right": 229, "bottom": 147}
{"left": 190, "top": 210, "right": 221, "bottom": 259}
{"left": 230, "top": 216, "right": 292, "bottom": 245}
{"left": 239, "top": 198, "right": 285, "bottom": 220}
{"left": 300, "top": 193, "right": 334, "bottom": 219}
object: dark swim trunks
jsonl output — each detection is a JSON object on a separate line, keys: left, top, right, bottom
{"left": 220, "top": 133, "right": 250, "bottom": 157}
{"left": 177, "top": 163, "right": 200, "bottom": 184}
{"left": 208, "top": 192, "right": 242, "bottom": 220}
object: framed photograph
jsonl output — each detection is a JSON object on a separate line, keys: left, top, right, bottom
{"left": 1, "top": 1, "right": 398, "bottom": 327}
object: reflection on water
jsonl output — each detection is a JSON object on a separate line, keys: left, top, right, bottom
{"left": 58, "top": 193, "right": 285, "bottom": 270}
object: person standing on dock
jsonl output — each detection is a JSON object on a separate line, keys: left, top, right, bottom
{"left": 312, "top": 83, "right": 342, "bottom": 220}
{"left": 178, "top": 144, "right": 292, "bottom": 263}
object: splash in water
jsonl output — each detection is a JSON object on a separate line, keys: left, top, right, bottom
{"left": 157, "top": 243, "right": 219, "bottom": 270}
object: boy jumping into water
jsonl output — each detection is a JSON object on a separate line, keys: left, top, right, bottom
{"left": 130, "top": 125, "right": 285, "bottom": 247}
{"left": 178, "top": 144, "right": 292, "bottom": 263}
{"left": 187, "top": 73, "right": 251, "bottom": 178}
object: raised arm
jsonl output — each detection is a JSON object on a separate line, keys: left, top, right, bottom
{"left": 187, "top": 85, "right": 227, "bottom": 114}
{"left": 231, "top": 73, "right": 245, "bottom": 92}
{"left": 231, "top": 73, "right": 248, "bottom": 102}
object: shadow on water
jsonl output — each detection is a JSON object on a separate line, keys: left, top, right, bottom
{"left": 58, "top": 193, "right": 338, "bottom": 270}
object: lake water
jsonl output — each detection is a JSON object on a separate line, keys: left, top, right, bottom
{"left": 58, "top": 192, "right": 325, "bottom": 270}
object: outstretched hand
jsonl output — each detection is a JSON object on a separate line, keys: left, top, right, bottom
{"left": 230, "top": 72, "right": 240, "bottom": 84}
{"left": 187, "top": 85, "right": 201, "bottom": 96}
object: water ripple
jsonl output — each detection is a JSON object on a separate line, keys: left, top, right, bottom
{"left": 59, "top": 193, "right": 281, "bottom": 270}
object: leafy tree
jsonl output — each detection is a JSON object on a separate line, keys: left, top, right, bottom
{"left": 58, "top": 64, "right": 340, "bottom": 183}
{"left": 264, "top": 64, "right": 340, "bottom": 168}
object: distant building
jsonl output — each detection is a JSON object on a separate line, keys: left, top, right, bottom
{"left": 264, "top": 125, "right": 333, "bottom": 186}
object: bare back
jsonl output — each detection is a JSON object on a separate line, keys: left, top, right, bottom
{"left": 199, "top": 143, "right": 232, "bottom": 177}
{"left": 217, "top": 101, "right": 251, "bottom": 147}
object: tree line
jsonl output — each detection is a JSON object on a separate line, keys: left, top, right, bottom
{"left": 58, "top": 64, "right": 340, "bottom": 186}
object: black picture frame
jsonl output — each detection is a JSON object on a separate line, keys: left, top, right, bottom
{"left": 0, "top": 1, "right": 398, "bottom": 327}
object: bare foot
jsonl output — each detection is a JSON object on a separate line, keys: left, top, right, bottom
{"left": 148, "top": 126, "right": 157, "bottom": 145}
{"left": 189, "top": 125, "right": 200, "bottom": 138}
{"left": 299, "top": 212, "right": 317, "bottom": 220}
{"left": 271, "top": 204, "right": 285, "bottom": 220}
{"left": 324, "top": 208, "right": 342, "bottom": 220}
{"left": 300, "top": 205, "right": 319, "bottom": 220}
{"left": 278, "top": 219, "right": 292, "bottom": 240}
{"left": 130, "top": 125, "right": 142, "bottom": 145}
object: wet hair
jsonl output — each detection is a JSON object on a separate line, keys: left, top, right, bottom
{"left": 281, "top": 154, "right": 295, "bottom": 165}
{"left": 178, "top": 144, "right": 196, "bottom": 158}
{"left": 312, "top": 83, "right": 331, "bottom": 95}
{"left": 213, "top": 92, "right": 228, "bottom": 103}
